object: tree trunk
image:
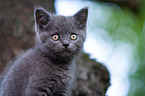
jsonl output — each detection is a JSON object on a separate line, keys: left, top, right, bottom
{"left": 0, "top": 0, "right": 110, "bottom": 96}
{"left": 0, "top": 0, "right": 55, "bottom": 73}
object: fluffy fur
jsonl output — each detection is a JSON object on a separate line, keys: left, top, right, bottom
{"left": 0, "top": 7, "right": 88, "bottom": 96}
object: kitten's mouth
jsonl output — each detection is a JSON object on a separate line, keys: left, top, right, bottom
{"left": 59, "top": 48, "right": 72, "bottom": 57}
{"left": 63, "top": 48, "right": 71, "bottom": 53}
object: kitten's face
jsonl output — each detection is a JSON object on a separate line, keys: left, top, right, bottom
{"left": 34, "top": 7, "right": 88, "bottom": 58}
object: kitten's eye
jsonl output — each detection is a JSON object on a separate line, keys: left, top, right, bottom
{"left": 70, "top": 34, "right": 77, "bottom": 40}
{"left": 52, "top": 34, "right": 59, "bottom": 41}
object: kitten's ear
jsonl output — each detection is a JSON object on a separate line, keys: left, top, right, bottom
{"left": 74, "top": 7, "right": 88, "bottom": 29}
{"left": 34, "top": 7, "right": 51, "bottom": 30}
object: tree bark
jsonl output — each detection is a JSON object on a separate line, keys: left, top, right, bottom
{"left": 0, "top": 0, "right": 55, "bottom": 73}
{"left": 0, "top": 0, "right": 110, "bottom": 96}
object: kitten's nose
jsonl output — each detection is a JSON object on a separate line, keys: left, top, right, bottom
{"left": 63, "top": 43, "right": 69, "bottom": 48}
{"left": 63, "top": 40, "right": 69, "bottom": 48}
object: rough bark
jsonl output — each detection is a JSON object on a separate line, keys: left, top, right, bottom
{"left": 0, "top": 0, "right": 110, "bottom": 95}
{"left": 0, "top": 0, "right": 55, "bottom": 73}
{"left": 73, "top": 54, "right": 110, "bottom": 96}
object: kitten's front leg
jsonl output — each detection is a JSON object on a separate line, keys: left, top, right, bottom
{"left": 25, "top": 87, "right": 68, "bottom": 96}
{"left": 24, "top": 79, "right": 66, "bottom": 96}
{"left": 25, "top": 86, "right": 53, "bottom": 96}
{"left": 24, "top": 80, "right": 53, "bottom": 96}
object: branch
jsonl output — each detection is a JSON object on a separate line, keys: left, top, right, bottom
{"left": 95, "top": 0, "right": 139, "bottom": 13}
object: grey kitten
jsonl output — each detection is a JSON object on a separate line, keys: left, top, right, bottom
{"left": 0, "top": 7, "right": 88, "bottom": 96}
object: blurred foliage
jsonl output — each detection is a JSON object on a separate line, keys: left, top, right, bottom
{"left": 88, "top": 0, "right": 145, "bottom": 95}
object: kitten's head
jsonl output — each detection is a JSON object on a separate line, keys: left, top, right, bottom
{"left": 34, "top": 7, "right": 88, "bottom": 59}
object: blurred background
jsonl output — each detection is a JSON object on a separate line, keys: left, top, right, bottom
{"left": 55, "top": 0, "right": 145, "bottom": 96}
{"left": 0, "top": 0, "right": 145, "bottom": 96}
{"left": 56, "top": 0, "right": 145, "bottom": 96}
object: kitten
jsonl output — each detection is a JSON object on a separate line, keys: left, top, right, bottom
{"left": 0, "top": 7, "right": 88, "bottom": 96}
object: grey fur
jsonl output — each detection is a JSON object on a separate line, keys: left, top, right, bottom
{"left": 0, "top": 7, "right": 88, "bottom": 96}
